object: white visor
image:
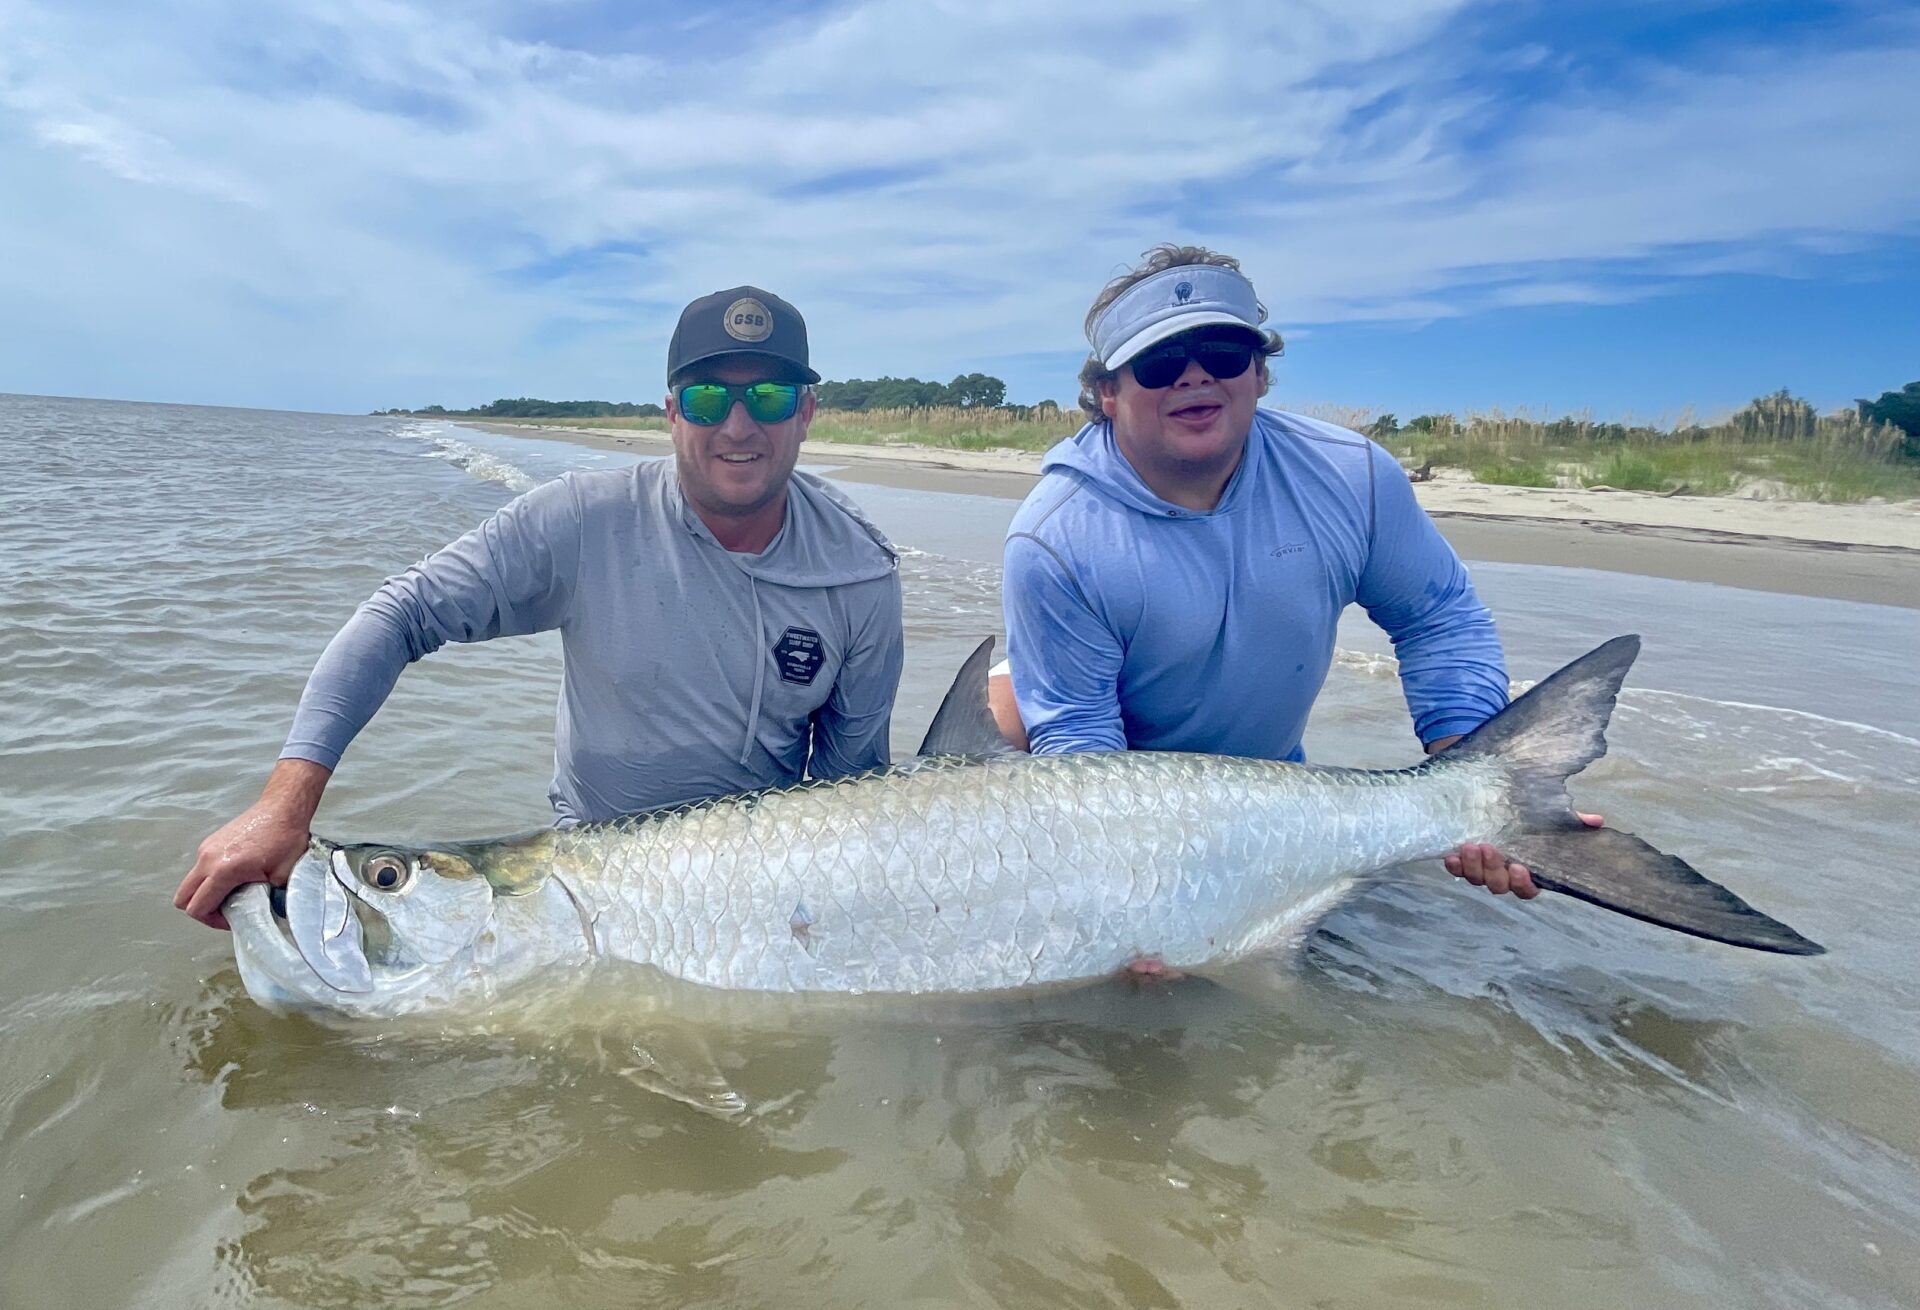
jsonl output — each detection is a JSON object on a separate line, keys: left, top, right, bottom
{"left": 1089, "top": 264, "right": 1264, "bottom": 369}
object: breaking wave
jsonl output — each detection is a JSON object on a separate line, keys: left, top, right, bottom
{"left": 1332, "top": 645, "right": 1916, "bottom": 745}
{"left": 1331, "top": 647, "right": 1403, "bottom": 679}
{"left": 1326, "top": 646, "right": 1919, "bottom": 789}
{"left": 396, "top": 421, "right": 540, "bottom": 494}
{"left": 1619, "top": 688, "right": 1920, "bottom": 791}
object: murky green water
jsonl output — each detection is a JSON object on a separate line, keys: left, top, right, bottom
{"left": 3, "top": 394, "right": 1916, "bottom": 1307}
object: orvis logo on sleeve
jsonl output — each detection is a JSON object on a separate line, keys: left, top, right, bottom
{"left": 772, "top": 626, "right": 826, "bottom": 685}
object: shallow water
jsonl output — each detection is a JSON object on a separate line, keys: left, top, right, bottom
{"left": 2, "top": 394, "right": 1917, "bottom": 1308}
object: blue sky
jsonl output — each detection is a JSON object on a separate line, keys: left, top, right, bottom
{"left": 2, "top": 0, "right": 1916, "bottom": 421}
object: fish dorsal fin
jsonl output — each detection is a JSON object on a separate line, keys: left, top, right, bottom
{"left": 916, "top": 637, "right": 1015, "bottom": 758}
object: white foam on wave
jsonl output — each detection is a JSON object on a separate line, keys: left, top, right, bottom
{"left": 1334, "top": 647, "right": 1916, "bottom": 744}
{"left": 1330, "top": 647, "right": 1402, "bottom": 679}
{"left": 1326, "top": 649, "right": 1918, "bottom": 785}
{"left": 896, "top": 546, "right": 1002, "bottom": 617}
{"left": 385, "top": 417, "right": 540, "bottom": 493}
{"left": 1618, "top": 691, "right": 1920, "bottom": 791}
{"left": 391, "top": 419, "right": 454, "bottom": 441}
{"left": 405, "top": 426, "right": 539, "bottom": 495}
{"left": 1732, "top": 754, "right": 1863, "bottom": 793}
{"left": 1627, "top": 688, "right": 1920, "bottom": 750}
{"left": 1332, "top": 646, "right": 1533, "bottom": 690}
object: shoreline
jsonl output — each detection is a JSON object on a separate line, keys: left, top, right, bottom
{"left": 469, "top": 422, "right": 1920, "bottom": 610}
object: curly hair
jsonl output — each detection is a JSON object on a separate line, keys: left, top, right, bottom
{"left": 1076, "top": 244, "right": 1285, "bottom": 418}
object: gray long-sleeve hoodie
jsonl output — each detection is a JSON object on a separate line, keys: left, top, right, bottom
{"left": 282, "top": 459, "right": 903, "bottom": 824}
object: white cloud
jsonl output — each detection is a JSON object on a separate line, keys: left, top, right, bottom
{"left": 0, "top": 0, "right": 1916, "bottom": 409}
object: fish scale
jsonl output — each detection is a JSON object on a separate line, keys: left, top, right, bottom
{"left": 535, "top": 752, "right": 1508, "bottom": 994}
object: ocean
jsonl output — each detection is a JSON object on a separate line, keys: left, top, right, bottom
{"left": 3, "top": 393, "right": 1917, "bottom": 1308}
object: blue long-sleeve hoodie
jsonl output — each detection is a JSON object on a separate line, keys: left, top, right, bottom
{"left": 1002, "top": 408, "right": 1508, "bottom": 759}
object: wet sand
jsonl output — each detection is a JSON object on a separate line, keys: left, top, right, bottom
{"left": 472, "top": 424, "right": 1920, "bottom": 610}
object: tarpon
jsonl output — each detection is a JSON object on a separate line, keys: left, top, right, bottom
{"left": 225, "top": 636, "right": 1822, "bottom": 1019}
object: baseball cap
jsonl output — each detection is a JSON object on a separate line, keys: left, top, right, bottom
{"left": 667, "top": 285, "right": 821, "bottom": 385}
{"left": 1088, "top": 264, "right": 1265, "bottom": 370}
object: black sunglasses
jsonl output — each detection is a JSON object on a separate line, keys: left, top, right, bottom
{"left": 1127, "top": 327, "right": 1260, "bottom": 389}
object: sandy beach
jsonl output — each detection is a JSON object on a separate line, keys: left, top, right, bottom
{"left": 474, "top": 423, "right": 1920, "bottom": 610}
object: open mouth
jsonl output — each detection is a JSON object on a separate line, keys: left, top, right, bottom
{"left": 227, "top": 881, "right": 304, "bottom": 956}
{"left": 225, "top": 882, "right": 327, "bottom": 1000}
{"left": 717, "top": 452, "right": 762, "bottom": 464}
{"left": 1167, "top": 402, "right": 1221, "bottom": 423}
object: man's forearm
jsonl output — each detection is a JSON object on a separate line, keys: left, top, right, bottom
{"left": 258, "top": 757, "right": 333, "bottom": 826}
{"left": 281, "top": 604, "right": 416, "bottom": 769}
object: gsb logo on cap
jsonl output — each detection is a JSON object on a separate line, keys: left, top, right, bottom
{"left": 723, "top": 297, "right": 774, "bottom": 343}
{"left": 1174, "top": 281, "right": 1194, "bottom": 304}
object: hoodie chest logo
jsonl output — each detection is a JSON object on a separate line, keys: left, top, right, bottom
{"left": 773, "top": 626, "right": 825, "bottom": 685}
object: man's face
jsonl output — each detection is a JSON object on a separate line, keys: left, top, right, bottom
{"left": 1101, "top": 328, "right": 1265, "bottom": 488}
{"left": 666, "top": 357, "right": 816, "bottom": 524}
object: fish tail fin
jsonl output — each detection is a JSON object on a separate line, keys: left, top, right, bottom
{"left": 1447, "top": 636, "right": 1825, "bottom": 956}
{"left": 1500, "top": 828, "right": 1823, "bottom": 955}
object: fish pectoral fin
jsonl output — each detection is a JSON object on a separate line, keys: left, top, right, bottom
{"left": 1505, "top": 828, "right": 1824, "bottom": 955}
{"left": 613, "top": 1028, "right": 748, "bottom": 1119}
{"left": 789, "top": 902, "right": 827, "bottom": 959}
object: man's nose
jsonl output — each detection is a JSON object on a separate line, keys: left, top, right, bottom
{"left": 716, "top": 399, "right": 759, "bottom": 438}
{"left": 1173, "top": 358, "right": 1218, "bottom": 387}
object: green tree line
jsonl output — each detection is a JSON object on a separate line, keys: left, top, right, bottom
{"left": 375, "top": 398, "right": 668, "bottom": 419}
{"left": 813, "top": 372, "right": 1008, "bottom": 410}
{"left": 377, "top": 372, "right": 1020, "bottom": 419}
{"left": 1859, "top": 381, "right": 1920, "bottom": 458}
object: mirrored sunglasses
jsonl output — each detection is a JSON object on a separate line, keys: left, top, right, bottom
{"left": 676, "top": 381, "right": 803, "bottom": 426}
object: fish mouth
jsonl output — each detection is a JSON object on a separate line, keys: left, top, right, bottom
{"left": 226, "top": 881, "right": 333, "bottom": 1009}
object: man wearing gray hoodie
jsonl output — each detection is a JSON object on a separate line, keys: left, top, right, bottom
{"left": 176, "top": 287, "right": 903, "bottom": 929}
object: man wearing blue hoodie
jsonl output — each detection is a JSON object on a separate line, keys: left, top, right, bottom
{"left": 1000, "top": 246, "right": 1594, "bottom": 912}
{"left": 178, "top": 286, "right": 903, "bottom": 929}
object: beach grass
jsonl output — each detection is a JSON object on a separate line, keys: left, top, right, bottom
{"left": 483, "top": 402, "right": 1920, "bottom": 504}
{"left": 495, "top": 407, "right": 1077, "bottom": 452}
{"left": 1378, "top": 404, "right": 1919, "bottom": 503}
{"left": 805, "top": 406, "right": 1078, "bottom": 451}
{"left": 501, "top": 415, "right": 673, "bottom": 434}
{"left": 1470, "top": 458, "right": 1558, "bottom": 488}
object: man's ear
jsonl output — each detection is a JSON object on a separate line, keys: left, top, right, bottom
{"left": 796, "top": 388, "right": 817, "bottom": 434}
{"left": 1255, "top": 358, "right": 1272, "bottom": 399}
{"left": 1098, "top": 379, "right": 1118, "bottom": 420}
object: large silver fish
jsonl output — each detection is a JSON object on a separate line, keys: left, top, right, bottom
{"left": 226, "top": 636, "right": 1821, "bottom": 1019}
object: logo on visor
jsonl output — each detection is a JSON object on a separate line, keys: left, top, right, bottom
{"left": 1174, "top": 280, "right": 1194, "bottom": 304}
{"left": 773, "top": 626, "right": 825, "bottom": 685}
{"left": 723, "top": 297, "right": 774, "bottom": 343}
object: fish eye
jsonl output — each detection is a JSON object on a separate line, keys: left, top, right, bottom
{"left": 361, "top": 853, "right": 410, "bottom": 892}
